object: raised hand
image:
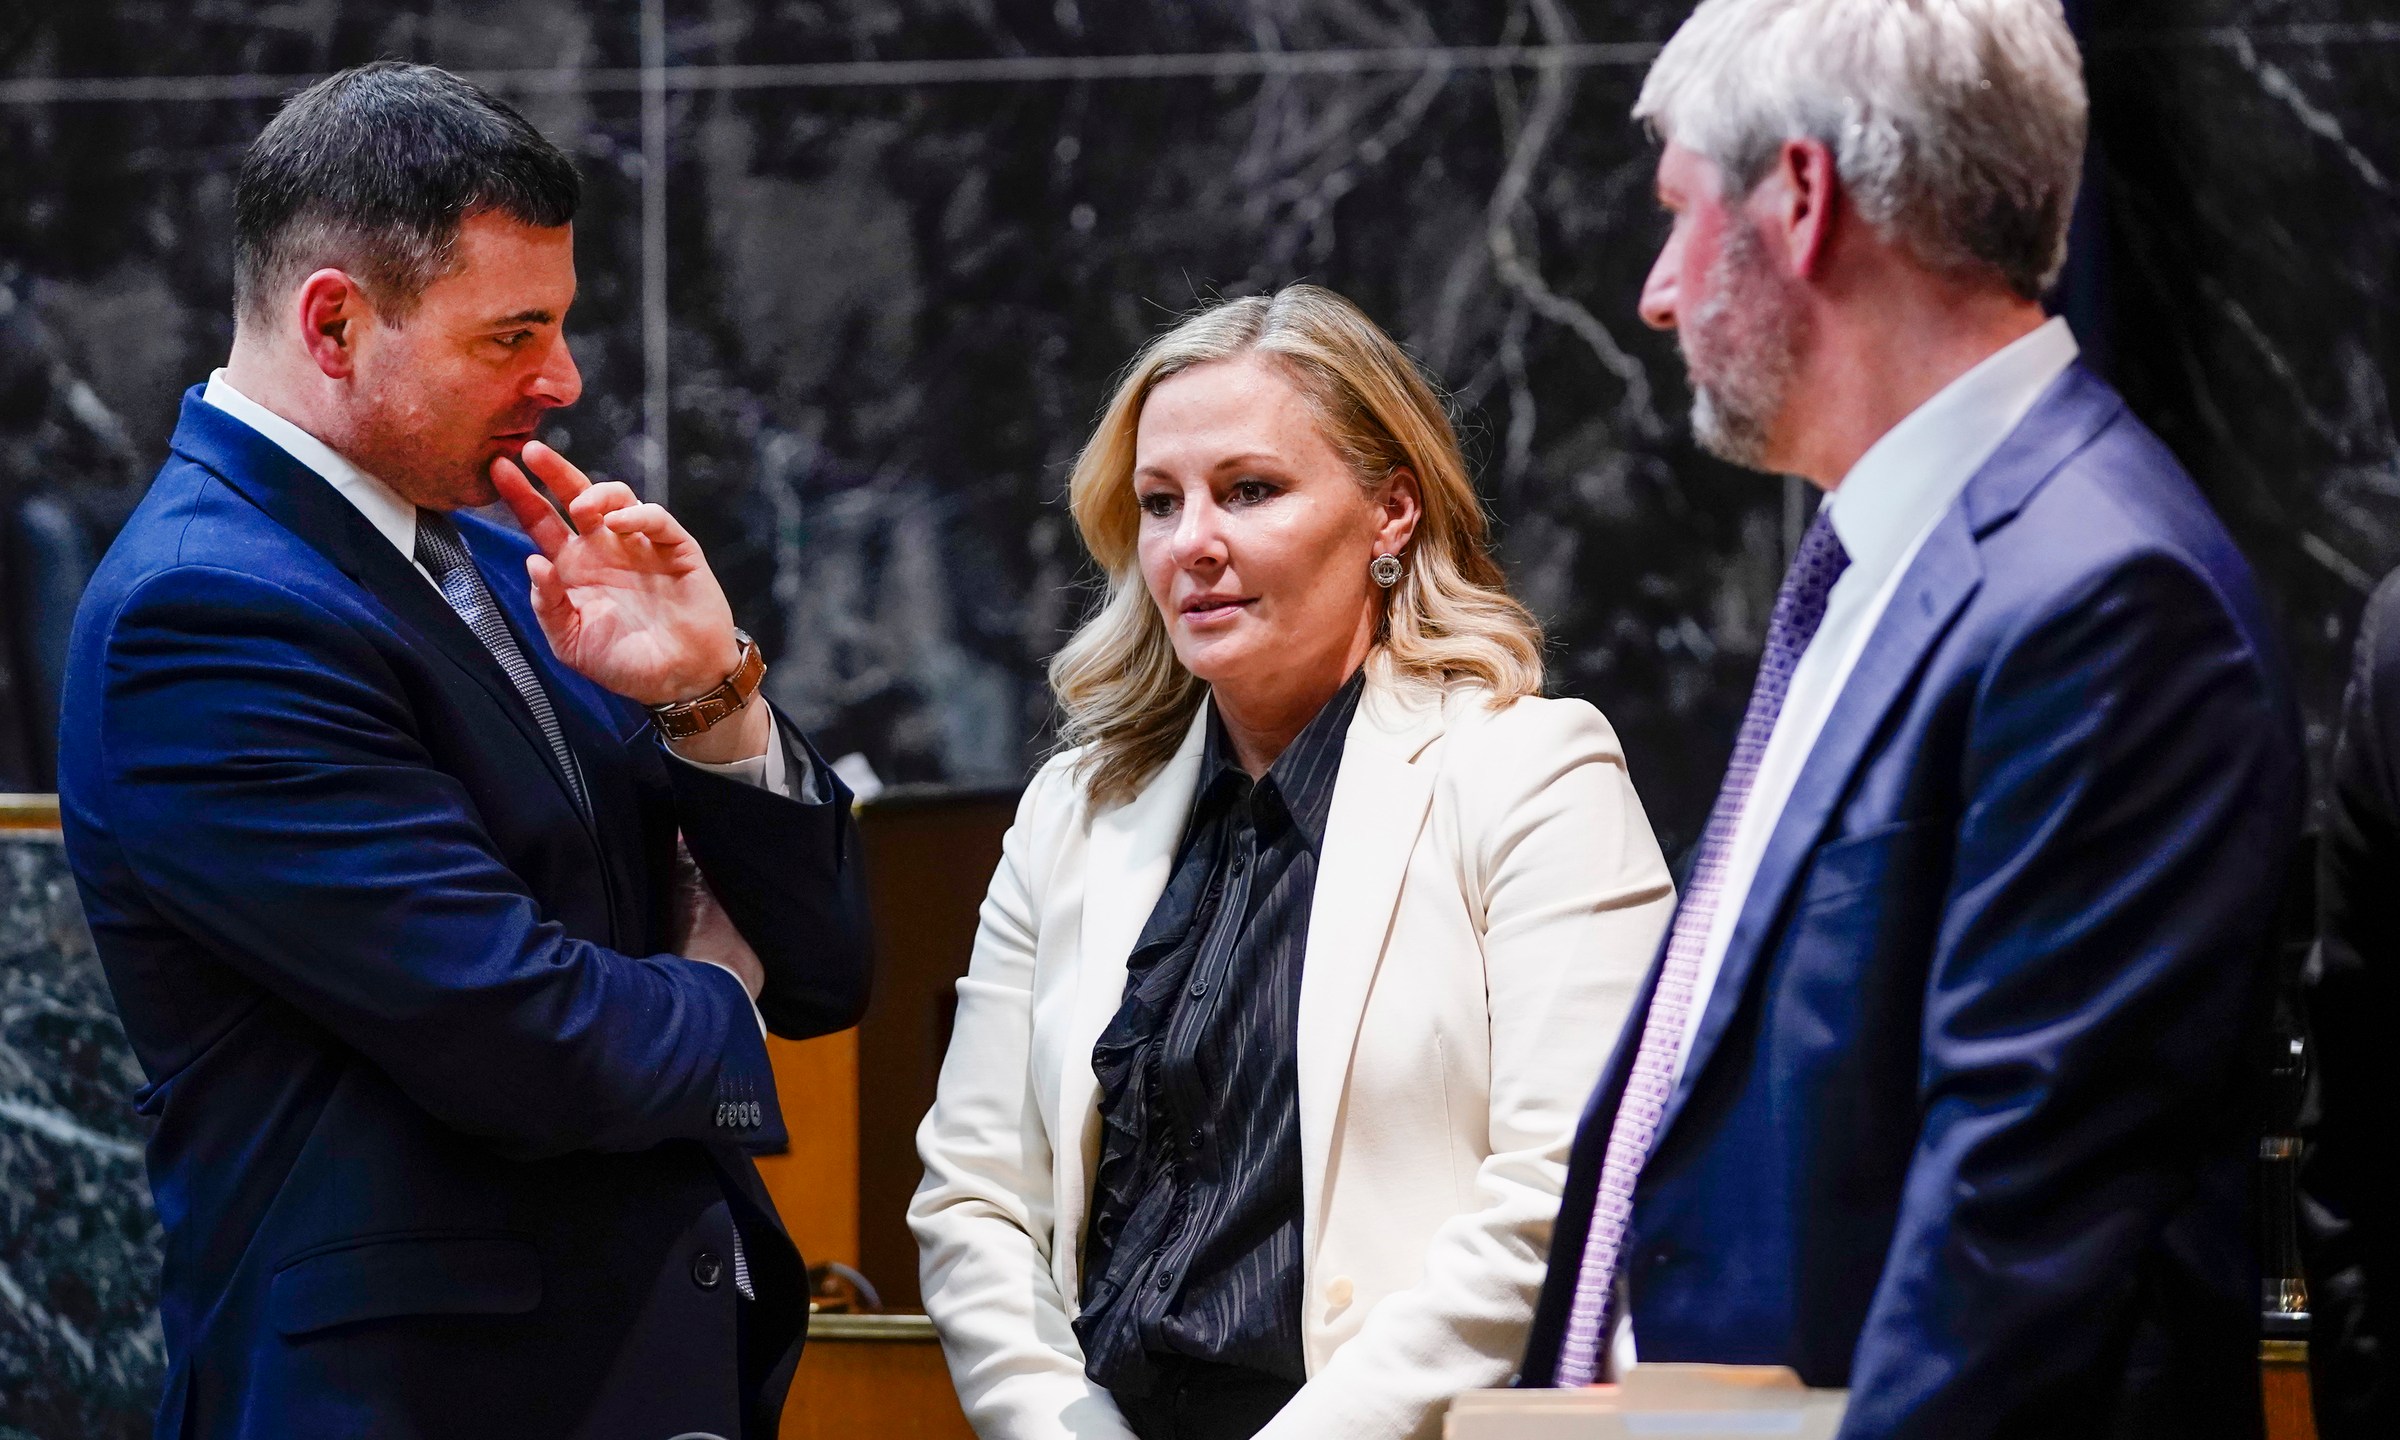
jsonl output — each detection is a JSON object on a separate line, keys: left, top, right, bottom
{"left": 490, "top": 442, "right": 742, "bottom": 708}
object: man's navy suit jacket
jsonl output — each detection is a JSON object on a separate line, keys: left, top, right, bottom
{"left": 57, "top": 391, "right": 873, "bottom": 1439}
{"left": 1520, "top": 366, "right": 2304, "bottom": 1439}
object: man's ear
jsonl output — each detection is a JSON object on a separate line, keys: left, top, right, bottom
{"left": 294, "top": 268, "right": 371, "bottom": 381}
{"left": 1756, "top": 137, "right": 1841, "bottom": 282}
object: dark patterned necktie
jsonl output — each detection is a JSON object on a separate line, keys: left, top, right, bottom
{"left": 413, "top": 509, "right": 589, "bottom": 816}
{"left": 1553, "top": 511, "right": 1852, "bottom": 1385}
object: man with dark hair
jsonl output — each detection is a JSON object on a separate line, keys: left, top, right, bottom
{"left": 57, "top": 62, "right": 870, "bottom": 1439}
{"left": 231, "top": 62, "right": 582, "bottom": 328}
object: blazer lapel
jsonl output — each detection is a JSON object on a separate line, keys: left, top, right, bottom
{"left": 1653, "top": 513, "right": 1983, "bottom": 1143}
{"left": 1648, "top": 362, "right": 2123, "bottom": 1146}
{"left": 462, "top": 519, "right": 638, "bottom": 913}
{"left": 1051, "top": 705, "right": 1209, "bottom": 1261}
{"left": 1295, "top": 674, "right": 1444, "bottom": 1256}
{"left": 451, "top": 523, "right": 619, "bottom": 820}
{"left": 434, "top": 516, "right": 604, "bottom": 841}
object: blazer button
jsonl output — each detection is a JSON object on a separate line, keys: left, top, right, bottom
{"left": 1326, "top": 1276, "right": 1355, "bottom": 1307}
{"left": 693, "top": 1251, "right": 724, "bottom": 1291}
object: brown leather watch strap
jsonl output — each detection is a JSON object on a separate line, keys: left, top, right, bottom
{"left": 648, "top": 629, "right": 767, "bottom": 741}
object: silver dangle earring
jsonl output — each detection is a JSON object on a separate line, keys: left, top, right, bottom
{"left": 1370, "top": 552, "right": 1403, "bottom": 588}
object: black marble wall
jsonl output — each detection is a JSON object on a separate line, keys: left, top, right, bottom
{"left": 1, "top": 2, "right": 2394, "bottom": 1433}
{"left": 4, "top": 1, "right": 2392, "bottom": 837}
{"left": 2089, "top": 4, "right": 2400, "bottom": 768}
{"left": 0, "top": 833, "right": 158, "bottom": 1438}
{"left": 0, "top": 0, "right": 1837, "bottom": 851}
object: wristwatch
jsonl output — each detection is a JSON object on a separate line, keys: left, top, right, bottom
{"left": 649, "top": 629, "right": 767, "bottom": 741}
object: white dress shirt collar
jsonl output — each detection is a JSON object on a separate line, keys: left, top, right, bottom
{"left": 201, "top": 369, "right": 422, "bottom": 565}
{"left": 1822, "top": 316, "right": 2081, "bottom": 587}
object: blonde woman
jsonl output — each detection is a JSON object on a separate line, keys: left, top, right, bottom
{"left": 911, "top": 286, "right": 1675, "bottom": 1440}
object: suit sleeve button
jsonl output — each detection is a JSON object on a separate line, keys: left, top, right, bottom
{"left": 693, "top": 1251, "right": 723, "bottom": 1290}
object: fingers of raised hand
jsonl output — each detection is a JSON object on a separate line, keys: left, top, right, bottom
{"left": 518, "top": 440, "right": 594, "bottom": 502}
{"left": 599, "top": 502, "right": 695, "bottom": 555}
{"left": 524, "top": 553, "right": 572, "bottom": 618}
{"left": 565, "top": 479, "right": 643, "bottom": 533}
{"left": 491, "top": 456, "right": 574, "bottom": 556}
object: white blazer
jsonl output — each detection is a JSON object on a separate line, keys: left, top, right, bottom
{"left": 911, "top": 671, "right": 1676, "bottom": 1440}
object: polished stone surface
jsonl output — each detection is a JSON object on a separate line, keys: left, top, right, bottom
{"left": 1, "top": 2, "right": 2396, "bottom": 1428}
{"left": 0, "top": 0, "right": 1770, "bottom": 852}
{"left": 0, "top": 4, "right": 2377, "bottom": 842}
{"left": 0, "top": 833, "right": 159, "bottom": 1440}
{"left": 2089, "top": 7, "right": 2400, "bottom": 762}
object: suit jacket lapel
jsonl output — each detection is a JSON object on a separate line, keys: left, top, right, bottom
{"left": 1653, "top": 512, "right": 1984, "bottom": 1143}
{"left": 462, "top": 519, "right": 638, "bottom": 917}
{"left": 546, "top": 680, "right": 647, "bottom": 948}
{"left": 1295, "top": 674, "right": 1444, "bottom": 1256}
{"left": 1052, "top": 705, "right": 1208, "bottom": 1263}
{"left": 451, "top": 520, "right": 619, "bottom": 825}
{"left": 1648, "top": 362, "right": 2124, "bottom": 1147}
{"left": 435, "top": 516, "right": 604, "bottom": 840}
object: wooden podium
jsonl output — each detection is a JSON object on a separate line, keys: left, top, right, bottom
{"left": 1447, "top": 1368, "right": 1845, "bottom": 1439}
{"left": 752, "top": 786, "right": 1020, "bottom": 1439}
{"left": 784, "top": 1313, "right": 972, "bottom": 1440}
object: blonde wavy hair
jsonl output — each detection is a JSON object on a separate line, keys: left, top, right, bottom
{"left": 1050, "top": 284, "right": 1545, "bottom": 808}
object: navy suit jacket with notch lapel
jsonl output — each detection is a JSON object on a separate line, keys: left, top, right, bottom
{"left": 1519, "top": 365, "right": 2303, "bottom": 1440}
{"left": 56, "top": 389, "right": 873, "bottom": 1439}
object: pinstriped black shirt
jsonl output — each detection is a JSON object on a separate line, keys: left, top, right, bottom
{"left": 1076, "top": 669, "right": 1365, "bottom": 1400}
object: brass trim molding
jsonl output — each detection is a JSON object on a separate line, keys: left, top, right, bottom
{"left": 0, "top": 794, "right": 61, "bottom": 832}
{"left": 806, "top": 1312, "right": 941, "bottom": 1342}
{"left": 2260, "top": 1338, "right": 2311, "bottom": 1366}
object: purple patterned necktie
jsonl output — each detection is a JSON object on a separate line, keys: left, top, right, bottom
{"left": 1553, "top": 511, "right": 1851, "bottom": 1386}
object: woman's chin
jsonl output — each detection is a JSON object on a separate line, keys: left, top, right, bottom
{"left": 1170, "top": 628, "right": 1263, "bottom": 689}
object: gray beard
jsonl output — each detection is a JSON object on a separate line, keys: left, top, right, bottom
{"left": 1683, "top": 219, "right": 1806, "bottom": 472}
{"left": 1690, "top": 383, "right": 1774, "bottom": 470}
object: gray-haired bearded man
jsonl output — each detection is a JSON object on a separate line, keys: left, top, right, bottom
{"left": 1520, "top": 5, "right": 2302, "bottom": 1438}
